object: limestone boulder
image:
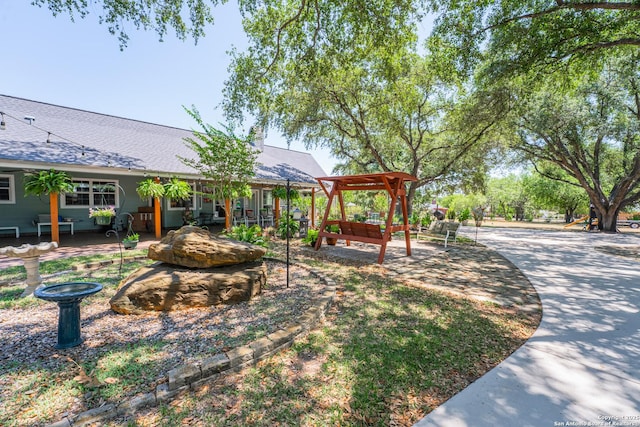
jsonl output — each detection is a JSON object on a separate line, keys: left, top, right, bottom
{"left": 110, "top": 261, "right": 266, "bottom": 315}
{"left": 148, "top": 226, "right": 266, "bottom": 268}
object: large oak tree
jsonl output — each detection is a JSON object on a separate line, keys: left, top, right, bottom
{"left": 500, "top": 53, "right": 640, "bottom": 231}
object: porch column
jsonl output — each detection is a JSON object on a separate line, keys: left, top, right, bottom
{"left": 154, "top": 177, "right": 162, "bottom": 239}
{"left": 50, "top": 192, "right": 60, "bottom": 244}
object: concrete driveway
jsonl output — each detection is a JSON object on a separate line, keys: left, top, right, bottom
{"left": 415, "top": 227, "right": 640, "bottom": 427}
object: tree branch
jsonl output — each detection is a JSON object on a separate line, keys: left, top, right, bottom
{"left": 261, "top": 0, "right": 309, "bottom": 77}
{"left": 485, "top": 2, "right": 640, "bottom": 32}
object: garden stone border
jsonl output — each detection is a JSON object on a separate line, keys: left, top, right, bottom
{"left": 46, "top": 258, "right": 336, "bottom": 427}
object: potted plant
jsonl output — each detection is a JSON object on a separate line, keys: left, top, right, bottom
{"left": 421, "top": 215, "right": 432, "bottom": 231}
{"left": 458, "top": 208, "right": 471, "bottom": 225}
{"left": 276, "top": 216, "right": 300, "bottom": 239}
{"left": 136, "top": 177, "right": 192, "bottom": 238}
{"left": 302, "top": 228, "right": 319, "bottom": 246}
{"left": 23, "top": 169, "right": 74, "bottom": 244}
{"left": 373, "top": 193, "right": 387, "bottom": 218}
{"left": 136, "top": 178, "right": 165, "bottom": 200}
{"left": 409, "top": 212, "right": 421, "bottom": 229}
{"left": 447, "top": 207, "right": 457, "bottom": 222}
{"left": 122, "top": 232, "right": 140, "bottom": 250}
{"left": 272, "top": 185, "right": 300, "bottom": 201}
{"left": 325, "top": 223, "right": 340, "bottom": 245}
{"left": 163, "top": 177, "right": 193, "bottom": 201}
{"left": 89, "top": 206, "right": 116, "bottom": 225}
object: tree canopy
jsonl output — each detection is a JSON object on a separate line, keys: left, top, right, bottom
{"left": 523, "top": 167, "right": 588, "bottom": 222}
{"left": 490, "top": 51, "right": 640, "bottom": 230}
{"left": 34, "top": 0, "right": 217, "bottom": 48}
{"left": 223, "top": 2, "right": 504, "bottom": 214}
{"left": 178, "top": 106, "right": 259, "bottom": 208}
{"left": 429, "top": 0, "right": 640, "bottom": 80}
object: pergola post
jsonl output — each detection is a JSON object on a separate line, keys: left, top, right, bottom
{"left": 311, "top": 188, "right": 316, "bottom": 228}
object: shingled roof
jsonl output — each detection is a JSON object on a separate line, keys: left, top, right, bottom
{"left": 0, "top": 94, "right": 325, "bottom": 184}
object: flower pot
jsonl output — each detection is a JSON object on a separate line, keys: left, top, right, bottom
{"left": 95, "top": 216, "right": 112, "bottom": 225}
{"left": 123, "top": 240, "right": 138, "bottom": 250}
{"left": 326, "top": 237, "right": 338, "bottom": 246}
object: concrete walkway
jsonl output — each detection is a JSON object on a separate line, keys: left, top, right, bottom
{"left": 415, "top": 227, "right": 640, "bottom": 427}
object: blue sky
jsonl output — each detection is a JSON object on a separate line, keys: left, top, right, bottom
{"left": 0, "top": 1, "right": 338, "bottom": 174}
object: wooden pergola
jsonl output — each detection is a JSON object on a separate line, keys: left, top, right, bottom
{"left": 314, "top": 172, "right": 418, "bottom": 264}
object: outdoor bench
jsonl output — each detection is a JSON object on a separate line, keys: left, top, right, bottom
{"left": 37, "top": 222, "right": 74, "bottom": 237}
{"left": 416, "top": 221, "right": 460, "bottom": 248}
{"left": 0, "top": 226, "right": 20, "bottom": 238}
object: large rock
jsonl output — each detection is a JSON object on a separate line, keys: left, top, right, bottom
{"left": 148, "top": 226, "right": 266, "bottom": 268}
{"left": 110, "top": 261, "right": 266, "bottom": 315}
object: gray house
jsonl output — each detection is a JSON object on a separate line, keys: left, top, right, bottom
{"left": 0, "top": 94, "right": 325, "bottom": 237}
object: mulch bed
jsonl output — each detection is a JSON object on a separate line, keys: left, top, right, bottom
{"left": 0, "top": 259, "right": 327, "bottom": 425}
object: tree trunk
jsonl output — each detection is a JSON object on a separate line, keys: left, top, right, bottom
{"left": 225, "top": 198, "right": 232, "bottom": 230}
{"left": 599, "top": 209, "right": 619, "bottom": 232}
{"left": 50, "top": 192, "right": 60, "bottom": 244}
{"left": 406, "top": 182, "right": 417, "bottom": 219}
{"left": 515, "top": 206, "right": 524, "bottom": 221}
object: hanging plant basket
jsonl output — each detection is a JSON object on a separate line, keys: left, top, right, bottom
{"left": 95, "top": 216, "right": 112, "bottom": 225}
{"left": 123, "top": 240, "right": 138, "bottom": 250}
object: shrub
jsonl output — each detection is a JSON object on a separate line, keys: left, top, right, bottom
{"left": 276, "top": 217, "right": 300, "bottom": 239}
{"left": 409, "top": 212, "right": 421, "bottom": 225}
{"left": 224, "top": 224, "right": 268, "bottom": 247}
{"left": 302, "top": 228, "right": 319, "bottom": 246}
{"left": 325, "top": 223, "right": 340, "bottom": 233}
{"left": 353, "top": 213, "right": 367, "bottom": 223}
{"left": 458, "top": 208, "right": 471, "bottom": 222}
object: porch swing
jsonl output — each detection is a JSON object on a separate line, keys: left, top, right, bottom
{"left": 314, "top": 172, "right": 418, "bottom": 264}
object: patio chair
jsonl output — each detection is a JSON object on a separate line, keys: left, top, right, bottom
{"left": 245, "top": 209, "right": 258, "bottom": 226}
{"left": 260, "top": 207, "right": 274, "bottom": 227}
{"left": 197, "top": 212, "right": 213, "bottom": 226}
{"left": 233, "top": 209, "right": 243, "bottom": 226}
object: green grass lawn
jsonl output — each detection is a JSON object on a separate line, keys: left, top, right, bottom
{"left": 0, "top": 243, "right": 539, "bottom": 427}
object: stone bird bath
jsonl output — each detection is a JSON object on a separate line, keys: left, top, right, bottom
{"left": 0, "top": 242, "right": 58, "bottom": 297}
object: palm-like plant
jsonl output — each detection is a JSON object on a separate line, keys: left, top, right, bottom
{"left": 24, "top": 169, "right": 74, "bottom": 244}
{"left": 136, "top": 177, "right": 192, "bottom": 238}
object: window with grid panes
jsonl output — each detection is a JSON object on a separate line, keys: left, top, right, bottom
{"left": 62, "top": 179, "right": 118, "bottom": 208}
{"left": 0, "top": 174, "right": 15, "bottom": 203}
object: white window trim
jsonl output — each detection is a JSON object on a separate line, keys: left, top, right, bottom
{"left": 167, "top": 182, "right": 197, "bottom": 211}
{"left": 60, "top": 178, "right": 120, "bottom": 209}
{"left": 0, "top": 174, "right": 16, "bottom": 204}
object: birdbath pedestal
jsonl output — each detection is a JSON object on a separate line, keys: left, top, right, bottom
{"left": 0, "top": 242, "right": 58, "bottom": 297}
{"left": 34, "top": 282, "right": 103, "bottom": 349}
